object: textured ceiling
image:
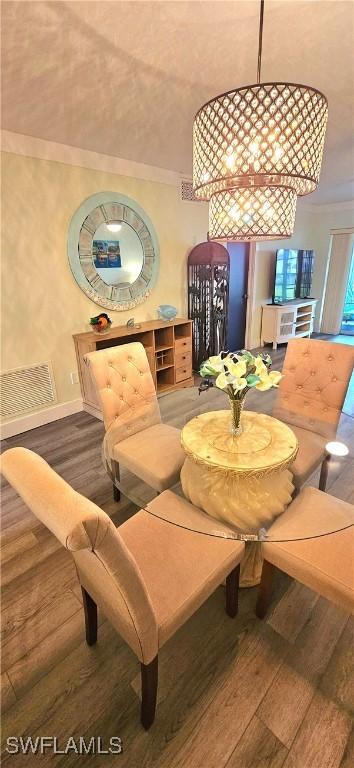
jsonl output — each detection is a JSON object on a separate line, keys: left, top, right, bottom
{"left": 2, "top": 0, "right": 354, "bottom": 204}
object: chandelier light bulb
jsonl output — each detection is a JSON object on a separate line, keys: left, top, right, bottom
{"left": 273, "top": 146, "right": 283, "bottom": 162}
{"left": 225, "top": 153, "right": 236, "bottom": 169}
{"left": 249, "top": 141, "right": 260, "bottom": 156}
{"left": 229, "top": 204, "right": 241, "bottom": 221}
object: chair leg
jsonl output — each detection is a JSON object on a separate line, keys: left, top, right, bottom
{"left": 255, "top": 560, "right": 275, "bottom": 619}
{"left": 319, "top": 454, "right": 330, "bottom": 492}
{"left": 141, "top": 655, "right": 158, "bottom": 730}
{"left": 81, "top": 587, "right": 98, "bottom": 646}
{"left": 225, "top": 564, "right": 240, "bottom": 618}
{"left": 112, "top": 460, "right": 121, "bottom": 502}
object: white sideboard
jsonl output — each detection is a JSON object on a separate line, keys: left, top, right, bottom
{"left": 261, "top": 299, "right": 318, "bottom": 350}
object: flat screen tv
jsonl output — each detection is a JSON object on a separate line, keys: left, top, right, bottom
{"left": 273, "top": 249, "right": 314, "bottom": 304}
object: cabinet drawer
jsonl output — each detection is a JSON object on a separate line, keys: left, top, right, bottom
{"left": 176, "top": 364, "right": 192, "bottom": 383}
{"left": 175, "top": 337, "right": 192, "bottom": 354}
{"left": 175, "top": 350, "right": 192, "bottom": 368}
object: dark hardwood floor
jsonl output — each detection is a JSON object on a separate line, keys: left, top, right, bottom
{"left": 1, "top": 340, "right": 353, "bottom": 767}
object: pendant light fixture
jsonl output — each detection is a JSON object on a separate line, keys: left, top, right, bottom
{"left": 106, "top": 221, "right": 122, "bottom": 233}
{"left": 193, "top": 0, "right": 328, "bottom": 241}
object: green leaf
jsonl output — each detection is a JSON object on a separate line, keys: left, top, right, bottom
{"left": 199, "top": 363, "right": 216, "bottom": 377}
{"left": 239, "top": 352, "right": 253, "bottom": 363}
{"left": 246, "top": 374, "right": 261, "bottom": 387}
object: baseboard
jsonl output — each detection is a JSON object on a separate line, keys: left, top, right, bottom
{"left": 83, "top": 402, "right": 103, "bottom": 421}
{"left": 1, "top": 399, "right": 84, "bottom": 439}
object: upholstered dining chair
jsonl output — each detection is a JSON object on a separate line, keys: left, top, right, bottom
{"left": 273, "top": 338, "right": 354, "bottom": 492}
{"left": 85, "top": 342, "right": 185, "bottom": 501}
{"left": 255, "top": 487, "right": 354, "bottom": 619}
{"left": 1, "top": 447, "right": 245, "bottom": 729}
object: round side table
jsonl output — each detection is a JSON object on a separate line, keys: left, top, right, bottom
{"left": 180, "top": 410, "right": 298, "bottom": 587}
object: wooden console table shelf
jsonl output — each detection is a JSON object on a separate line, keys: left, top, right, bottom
{"left": 73, "top": 318, "right": 193, "bottom": 418}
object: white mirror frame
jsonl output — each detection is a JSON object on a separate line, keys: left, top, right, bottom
{"left": 67, "top": 191, "right": 159, "bottom": 310}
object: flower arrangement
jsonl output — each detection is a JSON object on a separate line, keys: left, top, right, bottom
{"left": 199, "top": 350, "right": 282, "bottom": 436}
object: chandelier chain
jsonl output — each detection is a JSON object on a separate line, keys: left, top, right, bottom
{"left": 257, "top": 0, "right": 265, "bottom": 84}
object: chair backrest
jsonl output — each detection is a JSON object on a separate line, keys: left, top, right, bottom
{"left": 85, "top": 342, "right": 161, "bottom": 442}
{"left": 273, "top": 338, "right": 354, "bottom": 439}
{"left": 0, "top": 447, "right": 158, "bottom": 664}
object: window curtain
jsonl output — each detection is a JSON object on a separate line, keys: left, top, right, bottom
{"left": 321, "top": 232, "right": 354, "bottom": 334}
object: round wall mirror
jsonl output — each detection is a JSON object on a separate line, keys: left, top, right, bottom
{"left": 68, "top": 192, "right": 159, "bottom": 310}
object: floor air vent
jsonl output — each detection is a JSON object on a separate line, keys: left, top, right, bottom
{"left": 1, "top": 362, "right": 57, "bottom": 420}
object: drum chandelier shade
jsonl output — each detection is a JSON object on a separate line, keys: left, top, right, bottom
{"left": 193, "top": 1, "right": 328, "bottom": 241}
{"left": 193, "top": 83, "right": 328, "bottom": 200}
{"left": 209, "top": 186, "right": 297, "bottom": 242}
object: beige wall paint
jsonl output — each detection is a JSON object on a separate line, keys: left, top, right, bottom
{"left": 1, "top": 151, "right": 208, "bottom": 416}
{"left": 308, "top": 206, "right": 354, "bottom": 328}
{"left": 249, "top": 203, "right": 354, "bottom": 348}
{"left": 2, "top": 147, "right": 353, "bottom": 427}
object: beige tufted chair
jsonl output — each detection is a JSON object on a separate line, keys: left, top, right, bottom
{"left": 1, "top": 447, "right": 245, "bottom": 729}
{"left": 273, "top": 338, "right": 354, "bottom": 491}
{"left": 85, "top": 342, "right": 185, "bottom": 501}
{"left": 256, "top": 487, "right": 354, "bottom": 618}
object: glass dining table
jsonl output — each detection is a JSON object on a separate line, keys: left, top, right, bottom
{"left": 108, "top": 386, "right": 354, "bottom": 586}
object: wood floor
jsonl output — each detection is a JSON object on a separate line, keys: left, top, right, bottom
{"left": 1, "top": 341, "right": 353, "bottom": 767}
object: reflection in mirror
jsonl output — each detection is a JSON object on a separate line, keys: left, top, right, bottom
{"left": 93, "top": 222, "right": 144, "bottom": 287}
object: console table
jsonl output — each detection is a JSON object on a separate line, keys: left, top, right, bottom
{"left": 73, "top": 318, "right": 193, "bottom": 418}
{"left": 261, "top": 299, "right": 318, "bottom": 350}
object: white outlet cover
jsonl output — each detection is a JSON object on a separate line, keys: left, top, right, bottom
{"left": 70, "top": 371, "right": 79, "bottom": 385}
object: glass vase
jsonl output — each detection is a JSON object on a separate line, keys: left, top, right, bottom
{"left": 229, "top": 396, "right": 246, "bottom": 437}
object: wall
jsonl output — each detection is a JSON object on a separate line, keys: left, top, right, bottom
{"left": 308, "top": 206, "right": 354, "bottom": 328}
{"left": 249, "top": 202, "right": 354, "bottom": 348}
{"left": 1, "top": 151, "right": 208, "bottom": 425}
{"left": 2, "top": 141, "right": 353, "bottom": 431}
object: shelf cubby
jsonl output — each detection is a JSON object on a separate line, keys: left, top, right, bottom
{"left": 155, "top": 347, "right": 174, "bottom": 370}
{"left": 156, "top": 367, "right": 175, "bottom": 392}
{"left": 96, "top": 330, "right": 154, "bottom": 351}
{"left": 174, "top": 322, "right": 192, "bottom": 340}
{"left": 295, "top": 322, "right": 311, "bottom": 334}
{"left": 155, "top": 326, "right": 174, "bottom": 350}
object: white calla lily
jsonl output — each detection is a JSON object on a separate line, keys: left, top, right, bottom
{"left": 269, "top": 370, "right": 282, "bottom": 386}
{"left": 226, "top": 359, "right": 247, "bottom": 378}
{"left": 232, "top": 377, "right": 247, "bottom": 393}
{"left": 208, "top": 355, "right": 224, "bottom": 373}
{"left": 215, "top": 372, "right": 230, "bottom": 391}
{"left": 255, "top": 374, "right": 273, "bottom": 391}
{"left": 254, "top": 358, "right": 268, "bottom": 377}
